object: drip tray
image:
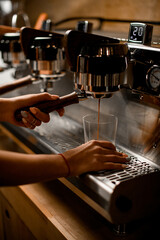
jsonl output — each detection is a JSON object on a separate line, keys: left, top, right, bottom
{"left": 77, "top": 148, "right": 160, "bottom": 224}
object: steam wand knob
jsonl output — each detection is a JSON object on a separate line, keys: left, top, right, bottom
{"left": 76, "top": 21, "right": 93, "bottom": 33}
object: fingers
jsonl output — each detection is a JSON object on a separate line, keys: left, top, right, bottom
{"left": 99, "top": 154, "right": 129, "bottom": 163}
{"left": 86, "top": 140, "right": 129, "bottom": 171}
{"left": 103, "top": 162, "right": 127, "bottom": 170}
{"left": 16, "top": 92, "right": 59, "bottom": 109}
{"left": 99, "top": 141, "right": 116, "bottom": 150}
{"left": 30, "top": 107, "right": 50, "bottom": 123}
{"left": 14, "top": 93, "right": 65, "bottom": 129}
{"left": 98, "top": 152, "right": 130, "bottom": 171}
{"left": 22, "top": 118, "right": 37, "bottom": 129}
{"left": 87, "top": 140, "right": 127, "bottom": 159}
{"left": 96, "top": 147, "right": 129, "bottom": 170}
{"left": 21, "top": 108, "right": 47, "bottom": 129}
{"left": 28, "top": 92, "right": 55, "bottom": 102}
{"left": 56, "top": 108, "right": 65, "bottom": 117}
{"left": 89, "top": 139, "right": 116, "bottom": 151}
{"left": 30, "top": 107, "right": 65, "bottom": 122}
{"left": 91, "top": 157, "right": 128, "bottom": 172}
{"left": 94, "top": 146, "right": 127, "bottom": 158}
{"left": 20, "top": 105, "right": 64, "bottom": 129}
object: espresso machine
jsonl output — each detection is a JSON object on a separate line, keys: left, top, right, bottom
{"left": 14, "top": 29, "right": 129, "bottom": 121}
{"left": 58, "top": 27, "right": 160, "bottom": 232}
{"left": 0, "top": 21, "right": 91, "bottom": 95}
{"left": 1, "top": 21, "right": 160, "bottom": 238}
{"left": 15, "top": 20, "right": 92, "bottom": 94}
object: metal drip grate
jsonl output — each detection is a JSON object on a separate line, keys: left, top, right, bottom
{"left": 94, "top": 151, "right": 160, "bottom": 185}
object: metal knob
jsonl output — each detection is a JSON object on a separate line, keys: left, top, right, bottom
{"left": 76, "top": 21, "right": 93, "bottom": 33}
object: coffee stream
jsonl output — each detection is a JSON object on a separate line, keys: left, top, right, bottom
{"left": 97, "top": 99, "right": 101, "bottom": 140}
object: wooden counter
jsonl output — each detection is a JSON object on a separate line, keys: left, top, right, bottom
{"left": 0, "top": 180, "right": 117, "bottom": 240}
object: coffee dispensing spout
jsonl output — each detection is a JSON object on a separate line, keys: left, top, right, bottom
{"left": 0, "top": 30, "right": 33, "bottom": 79}
{"left": 0, "top": 27, "right": 66, "bottom": 94}
{"left": 20, "top": 27, "right": 65, "bottom": 92}
{"left": 64, "top": 30, "right": 128, "bottom": 98}
{"left": 0, "top": 32, "right": 26, "bottom": 68}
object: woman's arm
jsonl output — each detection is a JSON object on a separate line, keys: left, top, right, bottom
{"left": 0, "top": 150, "right": 67, "bottom": 186}
{"left": 0, "top": 140, "right": 128, "bottom": 186}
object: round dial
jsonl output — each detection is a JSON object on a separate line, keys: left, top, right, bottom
{"left": 146, "top": 65, "right": 160, "bottom": 92}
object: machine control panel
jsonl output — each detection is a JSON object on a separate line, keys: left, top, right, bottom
{"left": 127, "top": 22, "right": 160, "bottom": 97}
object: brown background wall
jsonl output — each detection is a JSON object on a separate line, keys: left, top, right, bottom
{"left": 25, "top": 0, "right": 160, "bottom": 36}
{"left": 26, "top": 0, "right": 160, "bottom": 23}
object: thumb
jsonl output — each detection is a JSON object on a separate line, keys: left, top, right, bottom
{"left": 15, "top": 93, "right": 59, "bottom": 109}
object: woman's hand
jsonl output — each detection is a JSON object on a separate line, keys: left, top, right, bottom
{"left": 0, "top": 141, "right": 128, "bottom": 186}
{"left": 62, "top": 140, "right": 129, "bottom": 175}
{"left": 2, "top": 92, "right": 64, "bottom": 128}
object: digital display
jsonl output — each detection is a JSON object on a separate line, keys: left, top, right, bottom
{"left": 129, "top": 25, "right": 145, "bottom": 42}
{"left": 128, "top": 23, "right": 153, "bottom": 45}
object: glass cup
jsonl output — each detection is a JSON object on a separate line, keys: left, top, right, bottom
{"left": 83, "top": 113, "right": 118, "bottom": 144}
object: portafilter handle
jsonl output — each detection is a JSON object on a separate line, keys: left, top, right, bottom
{"left": 0, "top": 25, "right": 20, "bottom": 35}
{"left": 14, "top": 92, "right": 79, "bottom": 122}
{"left": 0, "top": 75, "right": 32, "bottom": 95}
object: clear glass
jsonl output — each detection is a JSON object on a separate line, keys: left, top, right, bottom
{"left": 83, "top": 113, "right": 118, "bottom": 144}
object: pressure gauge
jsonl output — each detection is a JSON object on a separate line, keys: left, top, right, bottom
{"left": 128, "top": 22, "right": 153, "bottom": 45}
{"left": 146, "top": 65, "right": 160, "bottom": 93}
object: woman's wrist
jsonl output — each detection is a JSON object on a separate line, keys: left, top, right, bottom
{"left": 0, "top": 98, "right": 11, "bottom": 122}
{"left": 58, "top": 153, "right": 71, "bottom": 177}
